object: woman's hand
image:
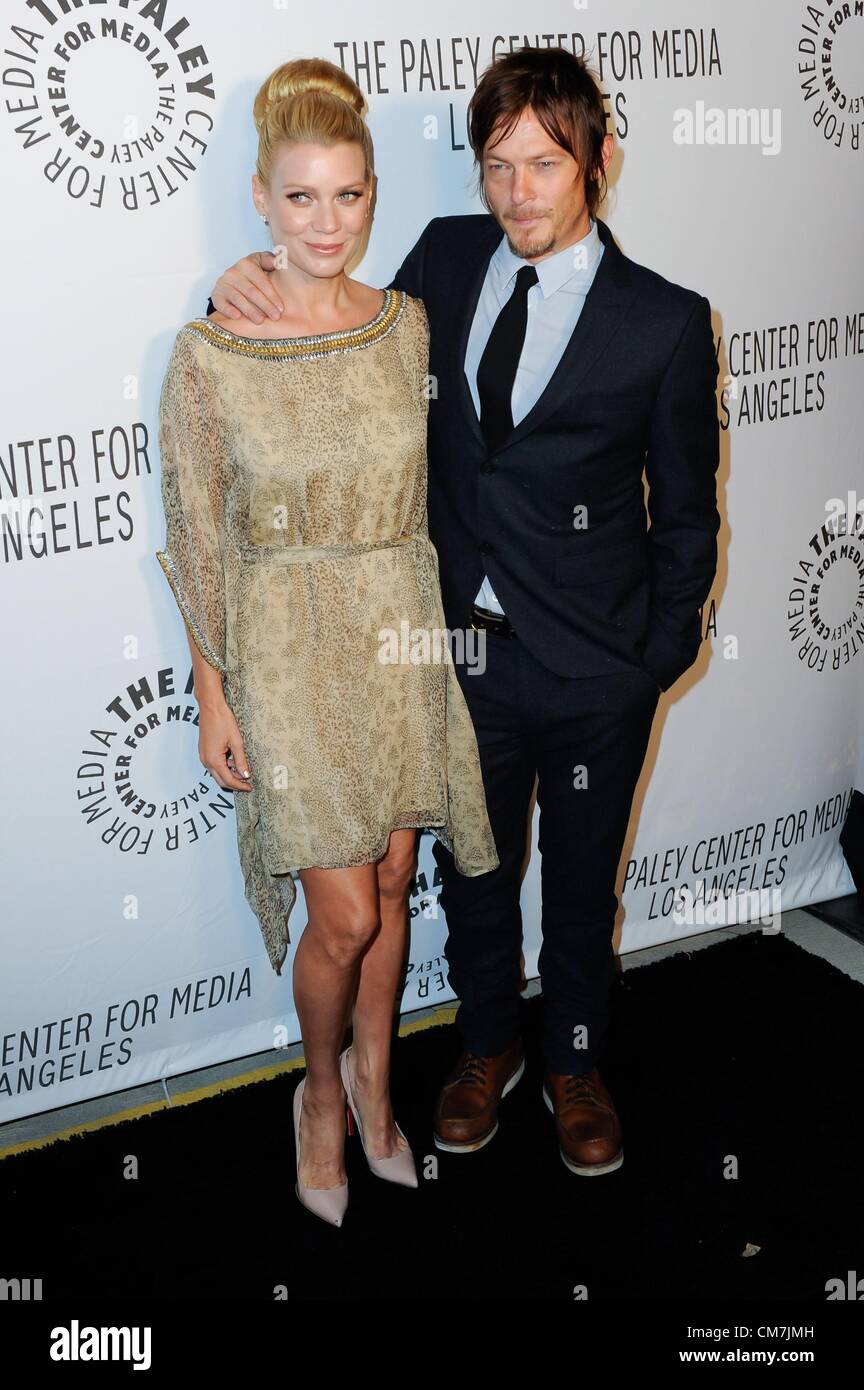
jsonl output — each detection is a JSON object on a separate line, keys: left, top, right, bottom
{"left": 198, "top": 700, "right": 253, "bottom": 792}
{"left": 211, "top": 251, "right": 284, "bottom": 323}
{"left": 179, "top": 626, "right": 250, "bottom": 790}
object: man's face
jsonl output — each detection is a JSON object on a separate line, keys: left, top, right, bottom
{"left": 481, "top": 106, "right": 603, "bottom": 263}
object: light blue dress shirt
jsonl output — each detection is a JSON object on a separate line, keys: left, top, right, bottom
{"left": 465, "top": 215, "right": 605, "bottom": 615}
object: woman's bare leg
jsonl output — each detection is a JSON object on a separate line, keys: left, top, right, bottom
{"left": 293, "top": 861, "right": 380, "bottom": 1188}
{"left": 346, "top": 828, "right": 418, "bottom": 1159}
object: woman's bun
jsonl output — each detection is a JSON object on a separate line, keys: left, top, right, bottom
{"left": 253, "top": 58, "right": 366, "bottom": 133}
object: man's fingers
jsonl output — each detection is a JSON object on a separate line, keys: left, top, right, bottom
{"left": 235, "top": 271, "right": 284, "bottom": 321}
{"left": 212, "top": 286, "right": 268, "bottom": 323}
{"left": 235, "top": 254, "right": 283, "bottom": 317}
{"left": 210, "top": 294, "right": 243, "bottom": 319}
{"left": 215, "top": 282, "right": 280, "bottom": 324}
{"left": 211, "top": 253, "right": 284, "bottom": 322}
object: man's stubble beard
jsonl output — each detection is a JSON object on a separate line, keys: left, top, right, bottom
{"left": 501, "top": 212, "right": 558, "bottom": 261}
{"left": 505, "top": 229, "right": 557, "bottom": 260}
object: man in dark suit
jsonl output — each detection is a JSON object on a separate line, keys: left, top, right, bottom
{"left": 204, "top": 48, "right": 720, "bottom": 1176}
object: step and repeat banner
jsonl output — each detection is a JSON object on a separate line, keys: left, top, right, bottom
{"left": 2, "top": 0, "right": 861, "bottom": 1122}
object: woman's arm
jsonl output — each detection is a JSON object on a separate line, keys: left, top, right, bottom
{"left": 182, "top": 621, "right": 252, "bottom": 792}
{"left": 156, "top": 333, "right": 252, "bottom": 792}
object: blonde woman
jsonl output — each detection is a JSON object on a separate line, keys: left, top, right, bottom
{"left": 155, "top": 58, "right": 499, "bottom": 1226}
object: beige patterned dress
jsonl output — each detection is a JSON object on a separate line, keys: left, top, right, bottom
{"left": 155, "top": 288, "right": 499, "bottom": 975}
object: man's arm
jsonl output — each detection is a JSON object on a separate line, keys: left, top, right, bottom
{"left": 200, "top": 214, "right": 441, "bottom": 319}
{"left": 202, "top": 216, "right": 441, "bottom": 320}
{"left": 385, "top": 217, "right": 439, "bottom": 297}
{"left": 204, "top": 251, "right": 282, "bottom": 322}
{"left": 642, "top": 294, "right": 720, "bottom": 691}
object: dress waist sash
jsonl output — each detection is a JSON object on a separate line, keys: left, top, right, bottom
{"left": 238, "top": 533, "right": 427, "bottom": 564}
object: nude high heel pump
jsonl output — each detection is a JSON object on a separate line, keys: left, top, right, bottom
{"left": 339, "top": 1046, "right": 419, "bottom": 1188}
{"left": 293, "top": 1075, "right": 351, "bottom": 1226}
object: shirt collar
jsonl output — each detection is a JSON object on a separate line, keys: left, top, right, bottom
{"left": 493, "top": 216, "right": 602, "bottom": 300}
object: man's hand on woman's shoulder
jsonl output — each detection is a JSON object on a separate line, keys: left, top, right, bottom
{"left": 209, "top": 251, "right": 283, "bottom": 322}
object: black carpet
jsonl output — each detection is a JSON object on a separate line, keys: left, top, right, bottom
{"left": 3, "top": 931, "right": 862, "bottom": 1302}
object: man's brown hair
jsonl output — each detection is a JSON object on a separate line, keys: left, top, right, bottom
{"left": 467, "top": 47, "right": 609, "bottom": 218}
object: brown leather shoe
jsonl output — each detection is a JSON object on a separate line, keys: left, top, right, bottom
{"left": 542, "top": 1068, "right": 623, "bottom": 1176}
{"left": 433, "top": 1040, "right": 525, "bottom": 1153}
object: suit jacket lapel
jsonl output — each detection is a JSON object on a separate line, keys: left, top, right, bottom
{"left": 456, "top": 214, "right": 639, "bottom": 453}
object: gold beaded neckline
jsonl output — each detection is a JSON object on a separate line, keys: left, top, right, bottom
{"left": 184, "top": 287, "right": 405, "bottom": 361}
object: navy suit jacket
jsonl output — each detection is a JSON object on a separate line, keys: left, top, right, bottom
{"left": 386, "top": 213, "right": 720, "bottom": 692}
{"left": 205, "top": 213, "right": 720, "bottom": 691}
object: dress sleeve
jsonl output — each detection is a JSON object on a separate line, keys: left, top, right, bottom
{"left": 155, "top": 330, "right": 230, "bottom": 677}
{"left": 396, "top": 293, "right": 431, "bottom": 410}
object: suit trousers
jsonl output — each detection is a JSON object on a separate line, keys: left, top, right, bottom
{"left": 431, "top": 622, "right": 660, "bottom": 1076}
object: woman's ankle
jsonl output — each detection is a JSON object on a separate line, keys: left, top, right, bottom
{"left": 349, "top": 1045, "right": 391, "bottom": 1090}
{"left": 302, "top": 1075, "right": 346, "bottom": 1110}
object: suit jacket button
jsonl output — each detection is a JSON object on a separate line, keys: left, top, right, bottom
{"left": 480, "top": 461, "right": 496, "bottom": 474}
{"left": 479, "top": 541, "right": 494, "bottom": 554}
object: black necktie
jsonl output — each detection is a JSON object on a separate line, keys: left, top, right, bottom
{"left": 476, "top": 264, "right": 539, "bottom": 449}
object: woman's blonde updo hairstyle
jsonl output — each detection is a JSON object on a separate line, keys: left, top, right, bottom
{"left": 253, "top": 57, "right": 374, "bottom": 191}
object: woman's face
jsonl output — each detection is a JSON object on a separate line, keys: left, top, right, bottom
{"left": 252, "top": 141, "right": 371, "bottom": 277}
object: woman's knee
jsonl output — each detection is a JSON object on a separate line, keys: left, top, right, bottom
{"left": 314, "top": 902, "right": 381, "bottom": 966}
{"left": 377, "top": 840, "right": 416, "bottom": 904}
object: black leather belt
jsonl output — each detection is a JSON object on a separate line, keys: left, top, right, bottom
{"left": 470, "top": 602, "right": 516, "bottom": 637}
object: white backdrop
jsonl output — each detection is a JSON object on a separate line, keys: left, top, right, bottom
{"left": 2, "top": 0, "right": 862, "bottom": 1122}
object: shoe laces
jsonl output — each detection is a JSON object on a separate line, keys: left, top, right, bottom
{"left": 564, "top": 1073, "right": 601, "bottom": 1107}
{"left": 454, "top": 1053, "right": 489, "bottom": 1088}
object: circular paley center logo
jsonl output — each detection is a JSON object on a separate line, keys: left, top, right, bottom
{"left": 3, "top": 0, "right": 215, "bottom": 209}
{"left": 75, "top": 662, "right": 235, "bottom": 862}
{"left": 796, "top": 0, "right": 864, "bottom": 151}
{"left": 787, "top": 499, "right": 864, "bottom": 674}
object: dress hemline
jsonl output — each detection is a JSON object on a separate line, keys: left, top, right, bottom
{"left": 262, "top": 816, "right": 500, "bottom": 879}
